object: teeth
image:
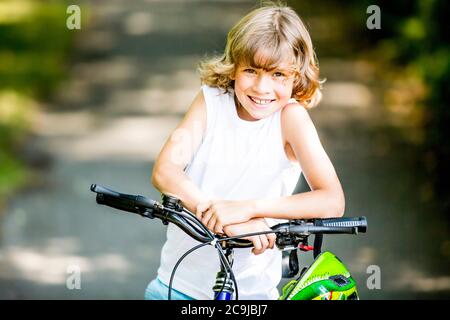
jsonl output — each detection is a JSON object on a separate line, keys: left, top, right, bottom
{"left": 250, "top": 96, "right": 273, "bottom": 105}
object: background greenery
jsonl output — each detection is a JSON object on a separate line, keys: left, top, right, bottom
{"left": 0, "top": 0, "right": 448, "bottom": 299}
{"left": 1, "top": 0, "right": 448, "bottom": 221}
{"left": 0, "top": 0, "right": 76, "bottom": 208}
{"left": 358, "top": 0, "right": 449, "bottom": 217}
{"left": 290, "top": 0, "right": 449, "bottom": 220}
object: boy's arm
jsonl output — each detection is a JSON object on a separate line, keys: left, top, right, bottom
{"left": 151, "top": 90, "right": 209, "bottom": 213}
{"left": 254, "top": 103, "right": 345, "bottom": 220}
{"left": 195, "top": 103, "right": 345, "bottom": 232}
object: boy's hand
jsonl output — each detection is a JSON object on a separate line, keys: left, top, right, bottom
{"left": 223, "top": 218, "right": 275, "bottom": 255}
{"left": 196, "top": 200, "right": 255, "bottom": 234}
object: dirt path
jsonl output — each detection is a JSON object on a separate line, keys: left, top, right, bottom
{"left": 0, "top": 0, "right": 448, "bottom": 299}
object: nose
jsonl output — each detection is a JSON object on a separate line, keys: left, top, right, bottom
{"left": 252, "top": 74, "right": 272, "bottom": 94}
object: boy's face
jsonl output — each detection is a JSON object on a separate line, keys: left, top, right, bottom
{"left": 232, "top": 61, "right": 296, "bottom": 121}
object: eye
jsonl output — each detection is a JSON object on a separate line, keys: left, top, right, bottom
{"left": 273, "top": 71, "right": 286, "bottom": 77}
{"left": 243, "top": 68, "right": 256, "bottom": 74}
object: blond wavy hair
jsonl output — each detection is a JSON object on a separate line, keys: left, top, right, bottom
{"left": 198, "top": 3, "right": 323, "bottom": 109}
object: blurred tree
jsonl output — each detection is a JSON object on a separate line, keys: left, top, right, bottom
{"left": 290, "top": 0, "right": 449, "bottom": 218}
{"left": 0, "top": 0, "right": 76, "bottom": 208}
{"left": 364, "top": 0, "right": 450, "bottom": 216}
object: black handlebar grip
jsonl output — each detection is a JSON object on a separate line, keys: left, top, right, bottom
{"left": 91, "top": 184, "right": 121, "bottom": 197}
{"left": 95, "top": 193, "right": 141, "bottom": 214}
{"left": 320, "top": 216, "right": 367, "bottom": 233}
{"left": 91, "top": 184, "right": 158, "bottom": 213}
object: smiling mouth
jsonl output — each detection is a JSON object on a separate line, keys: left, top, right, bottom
{"left": 248, "top": 96, "right": 275, "bottom": 105}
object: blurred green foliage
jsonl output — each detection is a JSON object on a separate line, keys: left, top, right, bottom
{"left": 0, "top": 0, "right": 448, "bottom": 216}
{"left": 0, "top": 0, "right": 75, "bottom": 206}
{"left": 291, "top": 0, "right": 450, "bottom": 215}
{"left": 360, "top": 0, "right": 450, "bottom": 214}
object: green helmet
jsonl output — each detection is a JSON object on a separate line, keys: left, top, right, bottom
{"left": 279, "top": 251, "right": 359, "bottom": 300}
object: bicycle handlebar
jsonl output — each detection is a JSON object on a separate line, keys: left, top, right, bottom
{"left": 93, "top": 184, "right": 159, "bottom": 215}
{"left": 91, "top": 184, "right": 367, "bottom": 249}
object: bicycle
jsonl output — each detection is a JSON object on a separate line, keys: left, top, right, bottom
{"left": 90, "top": 184, "right": 367, "bottom": 300}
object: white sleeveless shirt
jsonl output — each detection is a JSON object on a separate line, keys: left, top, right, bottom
{"left": 157, "top": 85, "right": 302, "bottom": 300}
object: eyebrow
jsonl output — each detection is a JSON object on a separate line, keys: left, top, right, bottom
{"left": 240, "top": 65, "right": 293, "bottom": 72}
{"left": 272, "top": 68, "right": 291, "bottom": 73}
{"left": 241, "top": 66, "right": 295, "bottom": 77}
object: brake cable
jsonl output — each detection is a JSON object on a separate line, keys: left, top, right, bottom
{"left": 168, "top": 238, "right": 239, "bottom": 300}
{"left": 163, "top": 204, "right": 240, "bottom": 300}
{"left": 168, "top": 242, "right": 211, "bottom": 300}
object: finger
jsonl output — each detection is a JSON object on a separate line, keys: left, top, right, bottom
{"left": 262, "top": 235, "right": 269, "bottom": 248}
{"left": 259, "top": 235, "right": 269, "bottom": 254}
{"left": 196, "top": 204, "right": 203, "bottom": 218}
{"left": 252, "top": 236, "right": 262, "bottom": 255}
{"left": 214, "top": 222, "right": 224, "bottom": 235}
{"left": 201, "top": 208, "right": 213, "bottom": 226}
{"left": 268, "top": 234, "right": 276, "bottom": 249}
{"left": 196, "top": 202, "right": 210, "bottom": 219}
{"left": 206, "top": 215, "right": 217, "bottom": 232}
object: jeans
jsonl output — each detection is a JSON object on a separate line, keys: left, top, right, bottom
{"left": 144, "top": 277, "right": 195, "bottom": 300}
